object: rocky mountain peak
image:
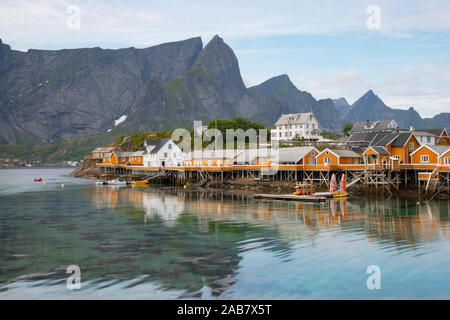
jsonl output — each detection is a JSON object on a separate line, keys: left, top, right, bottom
{"left": 193, "top": 34, "right": 246, "bottom": 103}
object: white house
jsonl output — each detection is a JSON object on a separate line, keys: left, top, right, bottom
{"left": 412, "top": 131, "right": 437, "bottom": 146}
{"left": 271, "top": 112, "right": 322, "bottom": 142}
{"left": 143, "top": 138, "right": 184, "bottom": 168}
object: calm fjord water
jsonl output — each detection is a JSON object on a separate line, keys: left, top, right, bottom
{"left": 0, "top": 168, "right": 449, "bottom": 299}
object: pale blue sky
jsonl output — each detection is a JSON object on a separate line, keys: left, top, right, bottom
{"left": 1, "top": 0, "right": 449, "bottom": 117}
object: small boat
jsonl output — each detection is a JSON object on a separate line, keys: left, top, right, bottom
{"left": 95, "top": 181, "right": 107, "bottom": 185}
{"left": 332, "top": 192, "right": 349, "bottom": 199}
{"left": 133, "top": 180, "right": 149, "bottom": 187}
{"left": 34, "top": 178, "right": 42, "bottom": 182}
{"left": 107, "top": 178, "right": 128, "bottom": 185}
{"left": 293, "top": 184, "right": 315, "bottom": 195}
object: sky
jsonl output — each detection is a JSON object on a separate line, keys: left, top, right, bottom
{"left": 1, "top": 0, "right": 449, "bottom": 118}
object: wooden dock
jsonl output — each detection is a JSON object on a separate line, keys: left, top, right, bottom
{"left": 254, "top": 193, "right": 327, "bottom": 202}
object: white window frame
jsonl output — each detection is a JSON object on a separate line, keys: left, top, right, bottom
{"left": 409, "top": 142, "right": 414, "bottom": 150}
{"left": 444, "top": 157, "right": 450, "bottom": 165}
{"left": 421, "top": 155, "right": 429, "bottom": 163}
{"left": 324, "top": 157, "right": 331, "bottom": 164}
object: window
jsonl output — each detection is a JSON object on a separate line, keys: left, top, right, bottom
{"left": 168, "top": 143, "right": 172, "bottom": 149}
{"left": 311, "top": 151, "right": 315, "bottom": 156}
{"left": 409, "top": 142, "right": 414, "bottom": 150}
{"left": 444, "top": 157, "right": 450, "bottom": 165}
{"left": 427, "top": 136, "right": 431, "bottom": 143}
{"left": 279, "top": 132, "right": 282, "bottom": 137}
{"left": 324, "top": 157, "right": 331, "bottom": 164}
{"left": 309, "top": 158, "right": 315, "bottom": 165}
{"left": 421, "top": 155, "right": 429, "bottom": 163}
{"left": 392, "top": 155, "right": 400, "bottom": 161}
{"left": 354, "top": 158, "right": 359, "bottom": 164}
{"left": 164, "top": 153, "right": 168, "bottom": 158}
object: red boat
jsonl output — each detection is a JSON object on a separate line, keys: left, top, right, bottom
{"left": 34, "top": 178, "right": 42, "bottom": 182}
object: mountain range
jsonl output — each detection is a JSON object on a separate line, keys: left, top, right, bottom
{"left": 0, "top": 36, "right": 448, "bottom": 145}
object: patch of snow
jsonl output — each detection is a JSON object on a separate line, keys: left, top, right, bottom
{"left": 114, "top": 115, "right": 127, "bottom": 126}
{"left": 107, "top": 129, "right": 112, "bottom": 132}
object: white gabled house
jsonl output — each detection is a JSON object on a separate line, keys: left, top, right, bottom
{"left": 271, "top": 112, "right": 322, "bottom": 142}
{"left": 143, "top": 138, "right": 184, "bottom": 168}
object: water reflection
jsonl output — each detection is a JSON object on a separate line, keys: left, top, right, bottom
{"left": 0, "top": 184, "right": 449, "bottom": 299}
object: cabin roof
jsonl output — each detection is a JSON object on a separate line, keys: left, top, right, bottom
{"left": 234, "top": 148, "right": 275, "bottom": 163}
{"left": 391, "top": 133, "right": 413, "bottom": 147}
{"left": 350, "top": 120, "right": 398, "bottom": 133}
{"left": 370, "top": 146, "right": 390, "bottom": 155}
{"left": 370, "top": 133, "right": 397, "bottom": 147}
{"left": 276, "top": 146, "right": 319, "bottom": 163}
{"left": 144, "top": 138, "right": 170, "bottom": 154}
{"left": 119, "top": 151, "right": 146, "bottom": 157}
{"left": 347, "top": 131, "right": 378, "bottom": 143}
{"left": 419, "top": 128, "right": 446, "bottom": 136}
{"left": 92, "top": 146, "right": 118, "bottom": 153}
{"left": 318, "top": 148, "right": 360, "bottom": 158}
{"left": 274, "top": 112, "right": 315, "bottom": 126}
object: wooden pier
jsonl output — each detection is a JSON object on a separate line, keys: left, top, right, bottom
{"left": 254, "top": 193, "right": 327, "bottom": 202}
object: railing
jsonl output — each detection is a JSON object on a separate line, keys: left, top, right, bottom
{"left": 95, "top": 161, "right": 449, "bottom": 172}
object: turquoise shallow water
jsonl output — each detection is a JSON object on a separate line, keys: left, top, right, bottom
{"left": 0, "top": 168, "right": 449, "bottom": 299}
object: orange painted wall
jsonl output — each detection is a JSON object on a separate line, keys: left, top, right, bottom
{"left": 339, "top": 156, "right": 361, "bottom": 164}
{"left": 302, "top": 149, "right": 318, "bottom": 166}
{"left": 411, "top": 147, "right": 439, "bottom": 164}
{"left": 387, "top": 135, "right": 420, "bottom": 163}
{"left": 363, "top": 148, "right": 389, "bottom": 165}
{"left": 440, "top": 150, "right": 450, "bottom": 166}
{"left": 129, "top": 156, "right": 143, "bottom": 165}
{"left": 256, "top": 157, "right": 272, "bottom": 165}
{"left": 185, "top": 157, "right": 233, "bottom": 167}
{"left": 110, "top": 153, "right": 129, "bottom": 165}
{"left": 438, "top": 131, "right": 449, "bottom": 145}
{"left": 316, "top": 150, "right": 339, "bottom": 165}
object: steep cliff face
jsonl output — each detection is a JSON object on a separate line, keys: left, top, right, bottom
{"left": 0, "top": 37, "right": 203, "bottom": 143}
{"left": 124, "top": 35, "right": 289, "bottom": 129}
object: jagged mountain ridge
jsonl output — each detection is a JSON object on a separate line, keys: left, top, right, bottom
{"left": 1, "top": 36, "right": 448, "bottom": 145}
{"left": 343, "top": 90, "right": 449, "bottom": 129}
{"left": 332, "top": 97, "right": 350, "bottom": 119}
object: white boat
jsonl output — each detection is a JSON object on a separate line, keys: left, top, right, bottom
{"left": 107, "top": 178, "right": 128, "bottom": 185}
